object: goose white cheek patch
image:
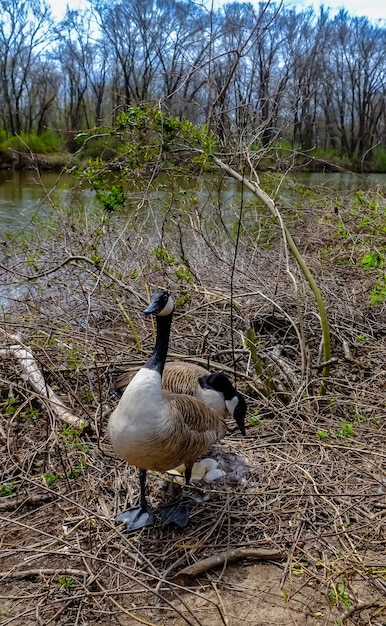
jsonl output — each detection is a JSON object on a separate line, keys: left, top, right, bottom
{"left": 225, "top": 395, "right": 238, "bottom": 417}
{"left": 158, "top": 295, "right": 174, "bottom": 316}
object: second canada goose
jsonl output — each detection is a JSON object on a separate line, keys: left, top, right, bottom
{"left": 163, "top": 362, "right": 246, "bottom": 435}
{"left": 113, "top": 362, "right": 246, "bottom": 435}
{"left": 108, "top": 290, "right": 227, "bottom": 531}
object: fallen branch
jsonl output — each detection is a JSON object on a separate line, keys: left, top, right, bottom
{"left": 2, "top": 568, "right": 88, "bottom": 581}
{"left": 0, "top": 331, "right": 85, "bottom": 430}
{"left": 176, "top": 547, "right": 283, "bottom": 578}
{"left": 0, "top": 491, "right": 54, "bottom": 512}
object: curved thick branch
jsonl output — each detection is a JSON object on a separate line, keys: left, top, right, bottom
{"left": 177, "top": 547, "right": 282, "bottom": 578}
{"left": 214, "top": 157, "right": 331, "bottom": 391}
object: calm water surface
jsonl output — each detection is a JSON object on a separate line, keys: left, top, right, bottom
{"left": 1, "top": 169, "right": 386, "bottom": 239}
{"left": 294, "top": 171, "right": 386, "bottom": 191}
{"left": 0, "top": 170, "right": 73, "bottom": 238}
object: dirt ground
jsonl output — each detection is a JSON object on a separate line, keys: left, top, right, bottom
{"left": 1, "top": 177, "right": 385, "bottom": 625}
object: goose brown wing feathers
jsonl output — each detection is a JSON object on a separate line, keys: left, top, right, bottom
{"left": 162, "top": 392, "right": 227, "bottom": 468}
{"left": 162, "top": 362, "right": 209, "bottom": 395}
{"left": 164, "top": 392, "right": 227, "bottom": 437}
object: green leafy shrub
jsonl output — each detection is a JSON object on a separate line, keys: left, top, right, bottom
{"left": 0, "top": 130, "right": 61, "bottom": 153}
{"left": 360, "top": 251, "right": 382, "bottom": 269}
{"left": 369, "top": 279, "right": 386, "bottom": 305}
{"left": 372, "top": 146, "right": 386, "bottom": 171}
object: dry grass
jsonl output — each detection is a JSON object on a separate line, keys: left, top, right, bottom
{"left": 0, "top": 175, "right": 385, "bottom": 625}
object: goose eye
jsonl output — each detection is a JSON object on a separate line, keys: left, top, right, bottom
{"left": 144, "top": 290, "right": 172, "bottom": 315}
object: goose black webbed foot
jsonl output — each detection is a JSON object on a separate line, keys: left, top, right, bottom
{"left": 115, "top": 506, "right": 155, "bottom": 532}
{"left": 160, "top": 468, "right": 192, "bottom": 528}
{"left": 159, "top": 499, "right": 189, "bottom": 528}
{"left": 116, "top": 470, "right": 155, "bottom": 531}
{"left": 159, "top": 468, "right": 191, "bottom": 528}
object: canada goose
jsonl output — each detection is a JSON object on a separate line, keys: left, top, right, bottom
{"left": 108, "top": 290, "right": 228, "bottom": 531}
{"left": 113, "top": 362, "right": 246, "bottom": 435}
{"left": 164, "top": 362, "right": 246, "bottom": 435}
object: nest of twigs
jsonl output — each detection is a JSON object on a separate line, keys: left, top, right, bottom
{"left": 0, "top": 176, "right": 385, "bottom": 626}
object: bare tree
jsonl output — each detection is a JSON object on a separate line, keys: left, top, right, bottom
{"left": 26, "top": 58, "right": 59, "bottom": 134}
{"left": 0, "top": 0, "right": 54, "bottom": 135}
{"left": 321, "top": 11, "right": 386, "bottom": 159}
{"left": 56, "top": 7, "right": 107, "bottom": 137}
{"left": 0, "top": 0, "right": 384, "bottom": 162}
{"left": 92, "top": 0, "right": 168, "bottom": 109}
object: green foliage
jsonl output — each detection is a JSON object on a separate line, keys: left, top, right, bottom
{"left": 24, "top": 406, "right": 40, "bottom": 421}
{"left": 60, "top": 424, "right": 89, "bottom": 452}
{"left": 44, "top": 472, "right": 61, "bottom": 486}
{"left": 372, "top": 146, "right": 386, "bottom": 171}
{"left": 321, "top": 189, "right": 386, "bottom": 307}
{"left": 96, "top": 185, "right": 125, "bottom": 212}
{"left": 58, "top": 576, "right": 75, "bottom": 591}
{"left": 77, "top": 106, "right": 218, "bottom": 200}
{"left": 317, "top": 429, "right": 328, "bottom": 439}
{"left": 291, "top": 562, "right": 307, "bottom": 576}
{"left": 0, "top": 130, "right": 61, "bottom": 154}
{"left": 0, "top": 482, "right": 16, "bottom": 497}
{"left": 90, "top": 254, "right": 102, "bottom": 266}
{"left": 75, "top": 133, "right": 121, "bottom": 160}
{"left": 174, "top": 265, "right": 193, "bottom": 284}
{"left": 354, "top": 411, "right": 381, "bottom": 427}
{"left": 2, "top": 393, "right": 39, "bottom": 421}
{"left": 336, "top": 220, "right": 349, "bottom": 239}
{"left": 354, "top": 189, "right": 367, "bottom": 205}
{"left": 336, "top": 421, "right": 355, "bottom": 438}
{"left": 82, "top": 390, "right": 94, "bottom": 404}
{"left": 310, "top": 146, "right": 342, "bottom": 161}
{"left": 248, "top": 410, "right": 261, "bottom": 426}
{"left": 2, "top": 396, "right": 18, "bottom": 416}
{"left": 67, "top": 463, "right": 85, "bottom": 479}
{"left": 369, "top": 279, "right": 386, "bottom": 305}
{"left": 360, "top": 250, "right": 383, "bottom": 269}
{"left": 116, "top": 106, "right": 216, "bottom": 159}
{"left": 152, "top": 245, "right": 176, "bottom": 265}
{"left": 151, "top": 245, "right": 193, "bottom": 286}
{"left": 174, "top": 288, "right": 192, "bottom": 308}
{"left": 328, "top": 582, "right": 351, "bottom": 610}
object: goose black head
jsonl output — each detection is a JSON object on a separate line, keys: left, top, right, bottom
{"left": 199, "top": 372, "right": 247, "bottom": 435}
{"left": 144, "top": 290, "right": 174, "bottom": 317}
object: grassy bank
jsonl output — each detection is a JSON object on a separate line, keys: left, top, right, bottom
{"left": 1, "top": 126, "right": 386, "bottom": 173}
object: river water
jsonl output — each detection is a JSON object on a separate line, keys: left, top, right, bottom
{"left": 0, "top": 170, "right": 69, "bottom": 238}
{"left": 1, "top": 169, "right": 386, "bottom": 240}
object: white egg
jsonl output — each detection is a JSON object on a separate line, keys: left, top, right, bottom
{"left": 201, "top": 458, "right": 218, "bottom": 472}
{"left": 204, "top": 468, "right": 225, "bottom": 482}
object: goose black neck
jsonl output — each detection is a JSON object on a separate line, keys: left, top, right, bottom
{"left": 144, "top": 312, "right": 173, "bottom": 375}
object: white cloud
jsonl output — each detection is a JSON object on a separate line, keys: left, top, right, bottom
{"left": 49, "top": 0, "right": 82, "bottom": 19}
{"left": 285, "top": 0, "right": 386, "bottom": 21}
{"left": 48, "top": 0, "right": 386, "bottom": 22}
